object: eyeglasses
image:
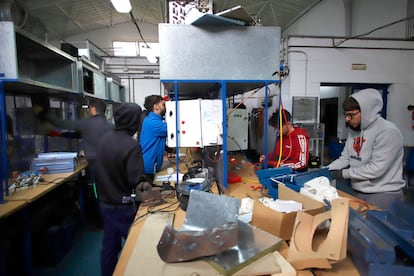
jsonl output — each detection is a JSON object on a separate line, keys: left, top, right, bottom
{"left": 344, "top": 111, "right": 360, "bottom": 119}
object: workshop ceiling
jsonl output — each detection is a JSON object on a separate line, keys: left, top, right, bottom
{"left": 14, "top": 0, "right": 321, "bottom": 41}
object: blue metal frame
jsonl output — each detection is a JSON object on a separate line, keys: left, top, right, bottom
{"left": 161, "top": 79, "right": 280, "bottom": 188}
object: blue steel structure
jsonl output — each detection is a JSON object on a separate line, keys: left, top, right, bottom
{"left": 161, "top": 79, "right": 280, "bottom": 189}
{"left": 0, "top": 81, "right": 8, "bottom": 202}
{"left": 348, "top": 200, "right": 414, "bottom": 275}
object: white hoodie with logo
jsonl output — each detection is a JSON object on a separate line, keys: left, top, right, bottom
{"left": 328, "top": 88, "right": 405, "bottom": 193}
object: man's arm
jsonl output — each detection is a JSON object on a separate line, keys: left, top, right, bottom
{"left": 281, "top": 133, "right": 308, "bottom": 170}
{"left": 44, "top": 111, "right": 82, "bottom": 131}
{"left": 328, "top": 137, "right": 351, "bottom": 170}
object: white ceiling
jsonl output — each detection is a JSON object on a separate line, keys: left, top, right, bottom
{"left": 14, "top": 0, "right": 322, "bottom": 41}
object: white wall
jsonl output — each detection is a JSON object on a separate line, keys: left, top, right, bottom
{"left": 55, "top": 0, "right": 414, "bottom": 148}
{"left": 283, "top": 0, "right": 347, "bottom": 37}
{"left": 123, "top": 78, "right": 162, "bottom": 107}
{"left": 352, "top": 0, "right": 408, "bottom": 38}
{"left": 280, "top": 0, "right": 414, "bottom": 147}
{"left": 283, "top": 37, "right": 414, "bottom": 146}
{"left": 283, "top": 0, "right": 409, "bottom": 38}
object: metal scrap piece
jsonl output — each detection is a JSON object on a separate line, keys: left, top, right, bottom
{"left": 157, "top": 190, "right": 241, "bottom": 263}
{"left": 157, "top": 221, "right": 238, "bottom": 263}
{"left": 181, "top": 189, "right": 241, "bottom": 231}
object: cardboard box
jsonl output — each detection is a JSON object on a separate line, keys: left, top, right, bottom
{"left": 251, "top": 183, "right": 325, "bottom": 240}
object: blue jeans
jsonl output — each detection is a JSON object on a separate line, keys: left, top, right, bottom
{"left": 99, "top": 203, "right": 137, "bottom": 276}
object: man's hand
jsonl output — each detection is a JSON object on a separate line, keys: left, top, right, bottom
{"left": 259, "top": 155, "right": 265, "bottom": 163}
{"left": 329, "top": 170, "right": 343, "bottom": 180}
{"left": 137, "top": 181, "right": 152, "bottom": 192}
{"left": 33, "top": 105, "right": 44, "bottom": 116}
{"left": 32, "top": 105, "right": 48, "bottom": 120}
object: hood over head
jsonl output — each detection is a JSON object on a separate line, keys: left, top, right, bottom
{"left": 350, "top": 88, "right": 382, "bottom": 130}
{"left": 114, "top": 103, "right": 142, "bottom": 135}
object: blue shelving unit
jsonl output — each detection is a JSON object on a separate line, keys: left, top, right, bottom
{"left": 1, "top": 80, "right": 8, "bottom": 202}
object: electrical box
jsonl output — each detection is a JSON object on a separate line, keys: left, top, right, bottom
{"left": 166, "top": 99, "right": 223, "bottom": 147}
{"left": 0, "top": 22, "right": 18, "bottom": 80}
{"left": 227, "top": 109, "right": 249, "bottom": 151}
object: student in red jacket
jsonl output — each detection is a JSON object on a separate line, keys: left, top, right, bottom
{"left": 260, "top": 109, "right": 310, "bottom": 172}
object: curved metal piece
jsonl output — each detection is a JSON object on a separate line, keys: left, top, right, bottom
{"left": 157, "top": 221, "right": 238, "bottom": 263}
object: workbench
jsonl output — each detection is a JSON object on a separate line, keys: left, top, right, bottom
{"left": 3, "top": 158, "right": 87, "bottom": 204}
{"left": 0, "top": 159, "right": 88, "bottom": 275}
{"left": 113, "top": 158, "right": 374, "bottom": 276}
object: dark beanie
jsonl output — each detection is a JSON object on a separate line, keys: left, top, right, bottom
{"left": 114, "top": 103, "right": 142, "bottom": 134}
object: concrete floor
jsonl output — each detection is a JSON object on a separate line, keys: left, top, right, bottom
{"left": 33, "top": 228, "right": 102, "bottom": 276}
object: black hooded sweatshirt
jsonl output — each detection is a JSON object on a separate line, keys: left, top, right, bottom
{"left": 95, "top": 103, "right": 144, "bottom": 205}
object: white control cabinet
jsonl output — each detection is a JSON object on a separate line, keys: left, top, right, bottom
{"left": 165, "top": 99, "right": 223, "bottom": 147}
{"left": 227, "top": 109, "right": 249, "bottom": 151}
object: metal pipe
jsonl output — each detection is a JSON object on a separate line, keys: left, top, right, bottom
{"left": 343, "top": 0, "right": 352, "bottom": 36}
{"left": 287, "top": 50, "right": 308, "bottom": 97}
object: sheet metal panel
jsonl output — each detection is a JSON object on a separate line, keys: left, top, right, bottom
{"left": 0, "top": 22, "right": 18, "bottom": 80}
{"left": 159, "top": 24, "right": 280, "bottom": 81}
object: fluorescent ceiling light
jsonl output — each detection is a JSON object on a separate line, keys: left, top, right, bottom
{"left": 111, "top": 0, "right": 132, "bottom": 13}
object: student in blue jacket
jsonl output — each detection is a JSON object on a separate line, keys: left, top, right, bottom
{"left": 140, "top": 95, "right": 167, "bottom": 183}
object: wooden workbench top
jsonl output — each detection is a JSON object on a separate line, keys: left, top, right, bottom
{"left": 1, "top": 159, "right": 87, "bottom": 219}
{"left": 113, "top": 157, "right": 368, "bottom": 275}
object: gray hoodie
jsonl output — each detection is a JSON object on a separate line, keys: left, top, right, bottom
{"left": 328, "top": 88, "right": 405, "bottom": 193}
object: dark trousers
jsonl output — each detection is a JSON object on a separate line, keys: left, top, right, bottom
{"left": 85, "top": 159, "right": 103, "bottom": 227}
{"left": 99, "top": 203, "right": 138, "bottom": 276}
{"left": 144, "top": 173, "right": 155, "bottom": 184}
{"left": 353, "top": 189, "right": 404, "bottom": 210}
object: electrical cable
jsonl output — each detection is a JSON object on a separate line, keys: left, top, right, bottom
{"left": 241, "top": 177, "right": 261, "bottom": 183}
{"left": 129, "top": 11, "right": 149, "bottom": 48}
{"left": 132, "top": 201, "right": 180, "bottom": 225}
{"left": 280, "top": 108, "right": 293, "bottom": 164}
{"left": 276, "top": 107, "right": 283, "bottom": 168}
{"left": 334, "top": 15, "right": 414, "bottom": 47}
{"left": 268, "top": 96, "right": 293, "bottom": 169}
{"left": 93, "top": 182, "right": 98, "bottom": 199}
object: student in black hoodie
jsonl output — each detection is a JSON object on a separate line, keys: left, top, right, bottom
{"left": 95, "top": 103, "right": 149, "bottom": 276}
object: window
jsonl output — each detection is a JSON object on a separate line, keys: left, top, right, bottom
{"left": 112, "top": 41, "right": 159, "bottom": 63}
{"left": 138, "top": 42, "right": 159, "bottom": 63}
{"left": 113, "top": 41, "right": 138, "bottom": 57}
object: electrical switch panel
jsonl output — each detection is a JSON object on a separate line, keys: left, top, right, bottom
{"left": 165, "top": 99, "right": 223, "bottom": 148}
{"left": 227, "top": 109, "right": 249, "bottom": 151}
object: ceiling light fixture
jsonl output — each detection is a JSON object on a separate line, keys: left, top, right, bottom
{"left": 110, "top": 0, "right": 132, "bottom": 13}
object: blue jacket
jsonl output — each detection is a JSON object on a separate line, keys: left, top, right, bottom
{"left": 140, "top": 112, "right": 167, "bottom": 174}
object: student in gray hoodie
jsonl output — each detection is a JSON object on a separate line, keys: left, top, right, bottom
{"left": 328, "top": 88, "right": 405, "bottom": 210}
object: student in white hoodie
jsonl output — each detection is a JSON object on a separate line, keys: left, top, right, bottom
{"left": 328, "top": 88, "right": 405, "bottom": 210}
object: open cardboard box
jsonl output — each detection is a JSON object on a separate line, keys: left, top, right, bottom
{"left": 251, "top": 183, "right": 326, "bottom": 240}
